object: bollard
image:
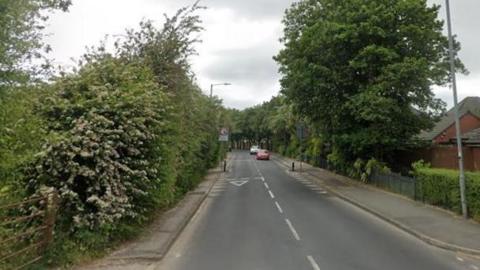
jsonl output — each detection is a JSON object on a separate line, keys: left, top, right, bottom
{"left": 223, "top": 160, "right": 227, "bottom": 172}
{"left": 291, "top": 162, "right": 295, "bottom": 172}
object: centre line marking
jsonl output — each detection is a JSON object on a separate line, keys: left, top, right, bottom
{"left": 307, "top": 255, "right": 321, "bottom": 270}
{"left": 264, "top": 182, "right": 269, "bottom": 189}
{"left": 275, "top": 201, "right": 283, "bottom": 213}
{"left": 457, "top": 256, "right": 465, "bottom": 262}
{"left": 268, "top": 190, "right": 275, "bottom": 199}
{"left": 285, "top": 219, "right": 300, "bottom": 240}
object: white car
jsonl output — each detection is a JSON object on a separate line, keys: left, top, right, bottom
{"left": 250, "top": 145, "right": 259, "bottom": 155}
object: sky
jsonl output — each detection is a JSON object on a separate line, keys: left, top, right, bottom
{"left": 45, "top": 0, "right": 480, "bottom": 109}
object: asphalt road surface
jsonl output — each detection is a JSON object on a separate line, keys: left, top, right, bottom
{"left": 157, "top": 150, "right": 480, "bottom": 270}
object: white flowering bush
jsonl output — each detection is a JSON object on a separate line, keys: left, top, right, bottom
{"left": 26, "top": 57, "right": 173, "bottom": 229}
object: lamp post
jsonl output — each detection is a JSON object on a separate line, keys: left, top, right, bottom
{"left": 210, "top": 83, "right": 231, "bottom": 98}
{"left": 445, "top": 0, "right": 467, "bottom": 218}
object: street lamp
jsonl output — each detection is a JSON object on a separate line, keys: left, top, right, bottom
{"left": 445, "top": 0, "right": 467, "bottom": 218}
{"left": 210, "top": 83, "right": 231, "bottom": 98}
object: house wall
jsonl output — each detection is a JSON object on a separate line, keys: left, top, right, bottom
{"left": 434, "top": 113, "right": 480, "bottom": 144}
{"left": 396, "top": 146, "right": 479, "bottom": 171}
{"left": 429, "top": 146, "right": 475, "bottom": 171}
{"left": 473, "top": 148, "right": 480, "bottom": 171}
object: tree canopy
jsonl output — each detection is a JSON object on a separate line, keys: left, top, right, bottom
{"left": 274, "top": 0, "right": 466, "bottom": 162}
{"left": 0, "top": 0, "right": 71, "bottom": 89}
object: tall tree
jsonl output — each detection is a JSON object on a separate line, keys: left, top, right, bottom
{"left": 0, "top": 0, "right": 70, "bottom": 89}
{"left": 275, "top": 0, "right": 466, "bottom": 162}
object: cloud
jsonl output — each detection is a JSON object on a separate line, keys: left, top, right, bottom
{"left": 428, "top": 0, "right": 480, "bottom": 74}
{"left": 155, "top": 0, "right": 294, "bottom": 19}
{"left": 203, "top": 48, "right": 279, "bottom": 84}
{"left": 202, "top": 0, "right": 293, "bottom": 18}
{"left": 44, "top": 0, "right": 480, "bottom": 110}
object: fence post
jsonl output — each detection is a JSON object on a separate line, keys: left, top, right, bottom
{"left": 42, "top": 191, "right": 58, "bottom": 252}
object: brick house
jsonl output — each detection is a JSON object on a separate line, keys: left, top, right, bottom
{"left": 417, "top": 96, "right": 480, "bottom": 171}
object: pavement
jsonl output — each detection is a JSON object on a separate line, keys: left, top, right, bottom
{"left": 272, "top": 154, "right": 480, "bottom": 256}
{"left": 155, "top": 150, "right": 480, "bottom": 270}
{"left": 74, "top": 162, "right": 227, "bottom": 270}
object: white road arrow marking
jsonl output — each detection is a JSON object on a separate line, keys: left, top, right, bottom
{"left": 230, "top": 180, "right": 248, "bottom": 187}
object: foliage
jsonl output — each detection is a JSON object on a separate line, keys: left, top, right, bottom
{"left": 26, "top": 56, "right": 171, "bottom": 229}
{"left": 413, "top": 166, "right": 480, "bottom": 222}
{"left": 411, "top": 159, "right": 431, "bottom": 171}
{"left": 275, "top": 0, "right": 466, "bottom": 164}
{"left": 229, "top": 95, "right": 299, "bottom": 151}
{"left": 11, "top": 4, "right": 228, "bottom": 267}
{"left": 350, "top": 158, "right": 391, "bottom": 182}
{"left": 0, "top": 0, "right": 71, "bottom": 89}
{"left": 0, "top": 87, "right": 47, "bottom": 200}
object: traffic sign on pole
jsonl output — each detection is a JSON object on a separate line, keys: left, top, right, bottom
{"left": 219, "top": 127, "right": 229, "bottom": 142}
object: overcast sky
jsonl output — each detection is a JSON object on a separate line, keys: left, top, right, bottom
{"left": 45, "top": 0, "right": 479, "bottom": 109}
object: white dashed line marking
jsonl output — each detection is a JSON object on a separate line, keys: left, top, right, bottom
{"left": 285, "top": 219, "right": 300, "bottom": 241}
{"left": 456, "top": 256, "right": 464, "bottom": 262}
{"left": 268, "top": 190, "right": 275, "bottom": 199}
{"left": 264, "top": 182, "right": 270, "bottom": 189}
{"left": 275, "top": 201, "right": 283, "bottom": 214}
{"left": 307, "top": 255, "right": 321, "bottom": 270}
{"left": 470, "top": 265, "right": 479, "bottom": 270}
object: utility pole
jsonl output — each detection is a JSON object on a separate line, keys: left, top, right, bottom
{"left": 445, "top": 0, "right": 467, "bottom": 218}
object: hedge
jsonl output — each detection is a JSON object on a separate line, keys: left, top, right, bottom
{"left": 414, "top": 168, "right": 480, "bottom": 221}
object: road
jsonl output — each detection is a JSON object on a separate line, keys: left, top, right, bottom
{"left": 156, "top": 150, "right": 480, "bottom": 270}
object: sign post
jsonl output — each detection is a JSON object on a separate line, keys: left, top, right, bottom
{"left": 219, "top": 127, "right": 229, "bottom": 142}
{"left": 219, "top": 128, "right": 229, "bottom": 171}
{"left": 296, "top": 122, "right": 308, "bottom": 171}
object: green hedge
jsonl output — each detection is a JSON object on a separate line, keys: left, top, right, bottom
{"left": 414, "top": 168, "right": 480, "bottom": 221}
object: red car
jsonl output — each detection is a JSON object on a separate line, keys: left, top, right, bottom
{"left": 256, "top": 150, "right": 270, "bottom": 160}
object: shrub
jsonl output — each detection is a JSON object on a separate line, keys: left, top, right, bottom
{"left": 26, "top": 57, "right": 174, "bottom": 230}
{"left": 413, "top": 165, "right": 480, "bottom": 222}
{"left": 349, "top": 158, "right": 390, "bottom": 182}
{"left": 3, "top": 3, "right": 226, "bottom": 268}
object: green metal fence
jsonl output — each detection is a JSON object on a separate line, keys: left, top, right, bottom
{"left": 370, "top": 171, "right": 416, "bottom": 199}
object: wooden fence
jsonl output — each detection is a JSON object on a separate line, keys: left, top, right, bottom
{"left": 0, "top": 191, "right": 58, "bottom": 270}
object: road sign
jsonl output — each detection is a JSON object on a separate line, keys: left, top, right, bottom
{"left": 219, "top": 127, "right": 229, "bottom": 142}
{"left": 296, "top": 122, "right": 308, "bottom": 140}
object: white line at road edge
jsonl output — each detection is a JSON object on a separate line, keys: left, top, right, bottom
{"left": 307, "top": 255, "right": 321, "bottom": 270}
{"left": 275, "top": 201, "right": 283, "bottom": 214}
{"left": 268, "top": 190, "right": 275, "bottom": 199}
{"left": 264, "top": 182, "right": 270, "bottom": 189}
{"left": 285, "top": 219, "right": 300, "bottom": 241}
